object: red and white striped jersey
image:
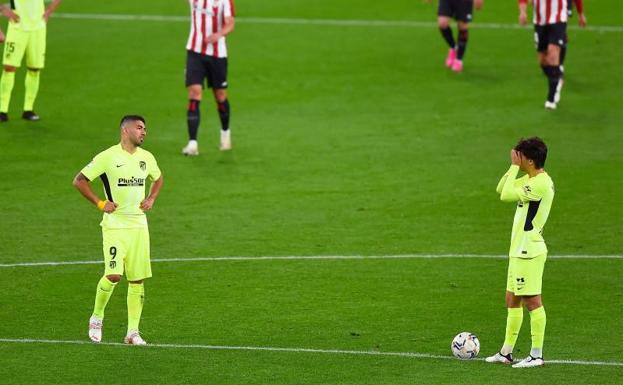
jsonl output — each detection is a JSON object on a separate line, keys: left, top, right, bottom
{"left": 186, "top": 0, "right": 235, "bottom": 58}
{"left": 520, "top": 0, "right": 568, "bottom": 25}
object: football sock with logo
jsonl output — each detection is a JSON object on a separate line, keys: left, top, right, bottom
{"left": 92, "top": 276, "right": 118, "bottom": 319}
{"left": 529, "top": 306, "right": 546, "bottom": 357}
{"left": 501, "top": 307, "right": 523, "bottom": 355}
{"left": 127, "top": 282, "right": 145, "bottom": 333}
{"left": 543, "top": 65, "right": 562, "bottom": 102}
{"left": 457, "top": 29, "right": 469, "bottom": 60}
{"left": 439, "top": 27, "right": 456, "bottom": 48}
{"left": 187, "top": 99, "right": 200, "bottom": 140}
{"left": 23, "top": 70, "right": 40, "bottom": 111}
{"left": 0, "top": 70, "right": 15, "bottom": 113}
{"left": 217, "top": 99, "right": 230, "bottom": 131}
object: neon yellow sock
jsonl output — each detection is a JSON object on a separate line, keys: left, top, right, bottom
{"left": 0, "top": 70, "right": 16, "bottom": 113}
{"left": 24, "top": 70, "right": 40, "bottom": 111}
{"left": 500, "top": 307, "right": 523, "bottom": 355}
{"left": 529, "top": 306, "right": 546, "bottom": 357}
{"left": 127, "top": 282, "right": 145, "bottom": 333}
{"left": 92, "top": 276, "right": 117, "bottom": 319}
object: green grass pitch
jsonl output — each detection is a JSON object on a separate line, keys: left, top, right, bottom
{"left": 0, "top": 1, "right": 622, "bottom": 384}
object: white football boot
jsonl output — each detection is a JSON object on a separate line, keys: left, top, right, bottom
{"left": 512, "top": 355, "right": 544, "bottom": 368}
{"left": 124, "top": 330, "right": 147, "bottom": 345}
{"left": 544, "top": 101, "right": 557, "bottom": 110}
{"left": 88, "top": 316, "right": 103, "bottom": 343}
{"left": 485, "top": 352, "right": 513, "bottom": 364}
{"left": 182, "top": 140, "right": 199, "bottom": 156}
{"left": 220, "top": 129, "right": 232, "bottom": 151}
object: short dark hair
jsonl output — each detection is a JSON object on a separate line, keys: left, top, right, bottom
{"left": 514, "top": 137, "right": 548, "bottom": 169}
{"left": 120, "top": 115, "right": 145, "bottom": 128}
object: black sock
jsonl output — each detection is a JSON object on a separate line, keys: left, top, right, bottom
{"left": 217, "top": 99, "right": 230, "bottom": 131}
{"left": 457, "top": 29, "right": 469, "bottom": 60}
{"left": 543, "top": 65, "right": 562, "bottom": 102}
{"left": 439, "top": 27, "right": 455, "bottom": 49}
{"left": 559, "top": 45, "right": 567, "bottom": 67}
{"left": 187, "top": 99, "right": 200, "bottom": 140}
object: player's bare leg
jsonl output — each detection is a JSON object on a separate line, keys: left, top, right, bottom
{"left": 89, "top": 274, "right": 121, "bottom": 343}
{"left": 23, "top": 67, "right": 41, "bottom": 121}
{"left": 125, "top": 278, "right": 147, "bottom": 345}
{"left": 214, "top": 88, "right": 231, "bottom": 151}
{"left": 183, "top": 84, "right": 202, "bottom": 156}
{"left": 437, "top": 16, "right": 456, "bottom": 68}
{"left": 0, "top": 65, "right": 17, "bottom": 122}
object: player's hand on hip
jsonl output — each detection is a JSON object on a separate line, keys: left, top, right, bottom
{"left": 103, "top": 201, "right": 118, "bottom": 213}
{"left": 3, "top": 9, "right": 19, "bottom": 23}
{"left": 578, "top": 14, "right": 587, "bottom": 28}
{"left": 140, "top": 198, "right": 155, "bottom": 211}
{"left": 204, "top": 33, "right": 221, "bottom": 45}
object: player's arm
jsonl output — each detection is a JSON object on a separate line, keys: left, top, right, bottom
{"left": 205, "top": 16, "right": 235, "bottom": 44}
{"left": 474, "top": 0, "right": 483, "bottom": 10}
{"left": 573, "top": 0, "right": 586, "bottom": 27}
{"left": 43, "top": 0, "right": 62, "bottom": 22}
{"left": 518, "top": 0, "right": 529, "bottom": 25}
{"left": 72, "top": 172, "right": 117, "bottom": 213}
{"left": 140, "top": 175, "right": 163, "bottom": 211}
{"left": 0, "top": 4, "right": 20, "bottom": 23}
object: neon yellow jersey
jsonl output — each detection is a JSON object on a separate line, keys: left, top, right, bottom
{"left": 496, "top": 165, "right": 555, "bottom": 259}
{"left": 81, "top": 144, "right": 162, "bottom": 229}
{"left": 10, "top": 0, "right": 46, "bottom": 31}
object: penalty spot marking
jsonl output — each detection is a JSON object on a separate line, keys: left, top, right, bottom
{"left": 0, "top": 338, "right": 621, "bottom": 367}
{"left": 52, "top": 13, "right": 623, "bottom": 33}
{"left": 1, "top": 254, "right": 622, "bottom": 268}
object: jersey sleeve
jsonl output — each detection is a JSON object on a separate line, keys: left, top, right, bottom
{"left": 80, "top": 152, "right": 107, "bottom": 181}
{"left": 148, "top": 154, "right": 162, "bottom": 181}
{"left": 224, "top": 0, "right": 235, "bottom": 17}
{"left": 500, "top": 165, "right": 544, "bottom": 203}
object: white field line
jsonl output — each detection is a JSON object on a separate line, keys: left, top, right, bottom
{"left": 0, "top": 254, "right": 621, "bottom": 268}
{"left": 0, "top": 338, "right": 621, "bottom": 367}
{"left": 52, "top": 13, "right": 623, "bottom": 33}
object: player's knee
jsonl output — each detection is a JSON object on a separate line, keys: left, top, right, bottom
{"left": 188, "top": 85, "right": 202, "bottom": 100}
{"left": 214, "top": 89, "right": 227, "bottom": 103}
{"left": 3, "top": 65, "right": 16, "bottom": 72}
{"left": 437, "top": 17, "right": 450, "bottom": 29}
{"left": 105, "top": 274, "right": 121, "bottom": 283}
{"left": 457, "top": 22, "right": 469, "bottom": 31}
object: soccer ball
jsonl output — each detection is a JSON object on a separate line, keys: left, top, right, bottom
{"left": 451, "top": 332, "right": 480, "bottom": 359}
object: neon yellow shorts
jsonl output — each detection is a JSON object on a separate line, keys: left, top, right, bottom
{"left": 3, "top": 25, "right": 46, "bottom": 69}
{"left": 102, "top": 227, "right": 152, "bottom": 281}
{"left": 506, "top": 254, "right": 546, "bottom": 296}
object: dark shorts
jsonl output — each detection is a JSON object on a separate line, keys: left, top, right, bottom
{"left": 534, "top": 23, "right": 567, "bottom": 52}
{"left": 185, "top": 50, "right": 228, "bottom": 89}
{"left": 438, "top": 0, "right": 474, "bottom": 22}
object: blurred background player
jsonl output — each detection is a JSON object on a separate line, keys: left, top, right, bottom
{"left": 182, "top": 0, "right": 236, "bottom": 156}
{"left": 428, "top": 0, "right": 483, "bottom": 72}
{"left": 561, "top": 0, "right": 587, "bottom": 74}
{"left": 486, "top": 137, "right": 554, "bottom": 368}
{"left": 0, "top": 0, "right": 62, "bottom": 122}
{"left": 519, "top": 0, "right": 568, "bottom": 109}
{"left": 73, "top": 115, "right": 163, "bottom": 345}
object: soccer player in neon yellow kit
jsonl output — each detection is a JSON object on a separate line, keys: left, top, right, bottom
{"left": 0, "top": 0, "right": 62, "bottom": 122}
{"left": 486, "top": 137, "right": 554, "bottom": 368}
{"left": 73, "top": 115, "right": 164, "bottom": 345}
